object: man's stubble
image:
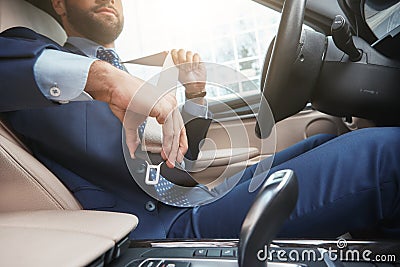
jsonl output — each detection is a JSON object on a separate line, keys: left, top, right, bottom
{"left": 64, "top": 1, "right": 124, "bottom": 45}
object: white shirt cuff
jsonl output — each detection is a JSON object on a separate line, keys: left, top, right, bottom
{"left": 34, "top": 49, "right": 96, "bottom": 103}
{"left": 182, "top": 98, "right": 211, "bottom": 119}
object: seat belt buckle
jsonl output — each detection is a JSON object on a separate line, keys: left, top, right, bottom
{"left": 145, "top": 161, "right": 163, "bottom": 185}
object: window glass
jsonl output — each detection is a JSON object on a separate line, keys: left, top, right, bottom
{"left": 365, "top": 0, "right": 400, "bottom": 39}
{"left": 116, "top": 0, "right": 281, "bottom": 103}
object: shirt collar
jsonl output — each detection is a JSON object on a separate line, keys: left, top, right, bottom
{"left": 66, "top": 37, "right": 116, "bottom": 58}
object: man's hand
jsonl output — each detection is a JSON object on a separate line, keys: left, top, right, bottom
{"left": 171, "top": 49, "right": 207, "bottom": 97}
{"left": 84, "top": 60, "right": 188, "bottom": 168}
{"left": 150, "top": 92, "right": 188, "bottom": 168}
{"left": 123, "top": 111, "right": 147, "bottom": 159}
{"left": 161, "top": 109, "right": 188, "bottom": 168}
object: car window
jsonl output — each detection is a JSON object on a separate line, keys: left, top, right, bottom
{"left": 115, "top": 0, "right": 280, "bottom": 104}
{"left": 365, "top": 0, "right": 400, "bottom": 39}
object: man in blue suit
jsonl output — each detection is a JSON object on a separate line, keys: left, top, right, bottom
{"left": 1, "top": 0, "right": 400, "bottom": 240}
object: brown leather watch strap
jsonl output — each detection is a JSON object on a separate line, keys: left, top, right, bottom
{"left": 185, "top": 91, "right": 207, "bottom": 99}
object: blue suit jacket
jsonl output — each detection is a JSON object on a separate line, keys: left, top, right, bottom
{"left": 0, "top": 27, "right": 212, "bottom": 239}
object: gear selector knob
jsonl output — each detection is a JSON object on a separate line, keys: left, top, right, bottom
{"left": 239, "top": 169, "right": 298, "bottom": 267}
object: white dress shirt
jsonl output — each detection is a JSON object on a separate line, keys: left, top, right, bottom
{"left": 33, "top": 37, "right": 209, "bottom": 117}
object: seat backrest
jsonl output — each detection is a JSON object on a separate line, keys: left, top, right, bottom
{"left": 0, "top": 0, "right": 81, "bottom": 211}
{"left": 0, "top": 121, "right": 82, "bottom": 211}
{"left": 0, "top": 0, "right": 67, "bottom": 44}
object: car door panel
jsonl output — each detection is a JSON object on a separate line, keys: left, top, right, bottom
{"left": 191, "top": 103, "right": 349, "bottom": 185}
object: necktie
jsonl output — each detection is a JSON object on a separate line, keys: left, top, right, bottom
{"left": 96, "top": 47, "right": 189, "bottom": 205}
{"left": 96, "top": 47, "right": 128, "bottom": 72}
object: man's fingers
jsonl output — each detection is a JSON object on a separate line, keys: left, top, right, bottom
{"left": 185, "top": 51, "right": 193, "bottom": 72}
{"left": 162, "top": 114, "right": 174, "bottom": 162}
{"left": 161, "top": 148, "right": 167, "bottom": 161}
{"left": 166, "top": 137, "right": 179, "bottom": 168}
{"left": 160, "top": 109, "right": 187, "bottom": 169}
{"left": 155, "top": 112, "right": 167, "bottom": 124}
{"left": 171, "top": 49, "right": 179, "bottom": 66}
{"left": 177, "top": 117, "right": 188, "bottom": 163}
{"left": 125, "top": 130, "right": 140, "bottom": 159}
{"left": 193, "top": 53, "right": 200, "bottom": 70}
{"left": 123, "top": 111, "right": 146, "bottom": 159}
{"left": 152, "top": 94, "right": 177, "bottom": 124}
{"left": 163, "top": 111, "right": 180, "bottom": 168}
{"left": 177, "top": 49, "right": 186, "bottom": 65}
{"left": 166, "top": 111, "right": 181, "bottom": 167}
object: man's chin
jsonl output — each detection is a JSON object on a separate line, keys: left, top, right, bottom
{"left": 96, "top": 21, "right": 122, "bottom": 34}
{"left": 73, "top": 15, "right": 123, "bottom": 44}
{"left": 87, "top": 27, "right": 121, "bottom": 45}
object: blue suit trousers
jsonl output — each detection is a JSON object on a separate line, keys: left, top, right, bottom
{"left": 167, "top": 128, "right": 400, "bottom": 239}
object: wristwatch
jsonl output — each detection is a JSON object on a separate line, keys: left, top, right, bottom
{"left": 185, "top": 90, "right": 207, "bottom": 99}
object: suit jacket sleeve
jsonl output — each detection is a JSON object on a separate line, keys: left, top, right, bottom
{"left": 0, "top": 27, "right": 64, "bottom": 112}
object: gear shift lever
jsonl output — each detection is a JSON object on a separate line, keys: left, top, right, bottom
{"left": 239, "top": 169, "right": 298, "bottom": 267}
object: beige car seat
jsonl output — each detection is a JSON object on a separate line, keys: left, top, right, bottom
{"left": 0, "top": 3, "right": 141, "bottom": 266}
{"left": 0, "top": 0, "right": 81, "bottom": 212}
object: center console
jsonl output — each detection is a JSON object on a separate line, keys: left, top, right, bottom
{"left": 110, "top": 239, "right": 399, "bottom": 267}
{"left": 109, "top": 170, "right": 399, "bottom": 267}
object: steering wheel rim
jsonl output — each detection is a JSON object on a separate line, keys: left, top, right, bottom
{"left": 256, "top": 0, "right": 307, "bottom": 138}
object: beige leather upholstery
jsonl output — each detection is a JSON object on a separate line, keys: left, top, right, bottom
{"left": 0, "top": 210, "right": 138, "bottom": 267}
{"left": 0, "top": 210, "right": 138, "bottom": 244}
{"left": 0, "top": 227, "right": 114, "bottom": 267}
{"left": 0, "top": 119, "right": 30, "bottom": 152}
{"left": 190, "top": 147, "right": 259, "bottom": 170}
{"left": 0, "top": 0, "right": 80, "bottom": 212}
{"left": 0, "top": 0, "right": 67, "bottom": 44}
{"left": 0, "top": 6, "right": 139, "bottom": 267}
{"left": 0, "top": 127, "right": 82, "bottom": 212}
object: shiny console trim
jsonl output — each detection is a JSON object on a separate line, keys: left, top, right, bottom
{"left": 129, "top": 239, "right": 400, "bottom": 261}
{"left": 130, "top": 239, "right": 239, "bottom": 248}
{"left": 133, "top": 258, "right": 304, "bottom": 267}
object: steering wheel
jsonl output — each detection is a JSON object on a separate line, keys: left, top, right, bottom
{"left": 256, "top": 0, "right": 307, "bottom": 138}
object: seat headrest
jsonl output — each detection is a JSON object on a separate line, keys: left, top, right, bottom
{"left": 25, "top": 0, "right": 61, "bottom": 23}
{"left": 0, "top": 0, "right": 66, "bottom": 45}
